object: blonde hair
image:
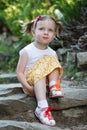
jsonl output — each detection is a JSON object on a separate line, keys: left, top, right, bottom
{"left": 22, "top": 15, "right": 63, "bottom": 35}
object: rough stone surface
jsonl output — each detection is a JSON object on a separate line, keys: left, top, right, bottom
{"left": 77, "top": 52, "right": 87, "bottom": 68}
{"left": 0, "top": 74, "right": 87, "bottom": 130}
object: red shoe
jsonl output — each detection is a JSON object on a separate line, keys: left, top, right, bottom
{"left": 35, "top": 107, "right": 56, "bottom": 126}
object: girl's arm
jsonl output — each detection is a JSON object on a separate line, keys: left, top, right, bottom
{"left": 16, "top": 51, "right": 34, "bottom": 95}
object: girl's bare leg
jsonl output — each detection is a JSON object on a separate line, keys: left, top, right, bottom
{"left": 34, "top": 77, "right": 56, "bottom": 126}
{"left": 48, "top": 69, "right": 59, "bottom": 83}
{"left": 48, "top": 69, "right": 59, "bottom": 87}
{"left": 34, "top": 77, "right": 47, "bottom": 101}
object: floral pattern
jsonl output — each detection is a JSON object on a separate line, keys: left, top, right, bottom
{"left": 25, "top": 55, "right": 63, "bottom": 86}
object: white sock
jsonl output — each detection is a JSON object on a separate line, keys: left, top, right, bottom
{"left": 49, "top": 80, "right": 56, "bottom": 87}
{"left": 38, "top": 100, "right": 48, "bottom": 108}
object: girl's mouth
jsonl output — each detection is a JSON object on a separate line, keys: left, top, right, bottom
{"left": 43, "top": 37, "right": 49, "bottom": 39}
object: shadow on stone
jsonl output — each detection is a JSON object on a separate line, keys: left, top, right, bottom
{"left": 0, "top": 126, "right": 24, "bottom": 130}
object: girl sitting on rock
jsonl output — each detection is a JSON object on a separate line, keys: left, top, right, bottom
{"left": 16, "top": 15, "right": 64, "bottom": 126}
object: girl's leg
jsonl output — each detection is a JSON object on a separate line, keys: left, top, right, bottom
{"left": 34, "top": 77, "right": 47, "bottom": 101}
{"left": 34, "top": 77, "right": 48, "bottom": 108}
{"left": 34, "top": 77, "right": 56, "bottom": 126}
{"left": 48, "top": 69, "right": 63, "bottom": 98}
{"left": 48, "top": 69, "right": 59, "bottom": 83}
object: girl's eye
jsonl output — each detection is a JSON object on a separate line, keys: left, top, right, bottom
{"left": 39, "top": 28, "right": 44, "bottom": 30}
{"left": 49, "top": 29, "right": 54, "bottom": 32}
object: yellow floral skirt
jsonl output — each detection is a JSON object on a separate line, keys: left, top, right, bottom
{"left": 23, "top": 55, "right": 63, "bottom": 96}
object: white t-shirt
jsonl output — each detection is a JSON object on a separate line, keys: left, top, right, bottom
{"left": 19, "top": 43, "right": 57, "bottom": 72}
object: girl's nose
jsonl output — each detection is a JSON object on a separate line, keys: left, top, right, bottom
{"left": 44, "top": 30, "right": 48, "bottom": 34}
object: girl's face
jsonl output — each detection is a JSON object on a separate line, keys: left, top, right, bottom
{"left": 32, "top": 19, "right": 56, "bottom": 46}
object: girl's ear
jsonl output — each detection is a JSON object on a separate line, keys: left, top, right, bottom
{"left": 31, "top": 29, "right": 35, "bottom": 36}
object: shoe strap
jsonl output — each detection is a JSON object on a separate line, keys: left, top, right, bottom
{"left": 49, "top": 80, "right": 61, "bottom": 91}
{"left": 42, "top": 107, "right": 60, "bottom": 120}
{"left": 45, "top": 107, "right": 59, "bottom": 113}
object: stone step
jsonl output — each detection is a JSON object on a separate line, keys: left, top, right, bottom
{"left": 0, "top": 120, "right": 65, "bottom": 130}
{"left": 0, "top": 73, "right": 18, "bottom": 83}
{"left": 0, "top": 81, "right": 87, "bottom": 129}
{"left": 0, "top": 120, "right": 87, "bottom": 130}
{"left": 0, "top": 83, "right": 87, "bottom": 117}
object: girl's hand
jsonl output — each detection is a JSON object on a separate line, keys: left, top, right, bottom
{"left": 29, "top": 85, "right": 34, "bottom": 96}
{"left": 23, "top": 84, "right": 34, "bottom": 96}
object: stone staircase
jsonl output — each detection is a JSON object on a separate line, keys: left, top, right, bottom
{"left": 0, "top": 73, "right": 87, "bottom": 130}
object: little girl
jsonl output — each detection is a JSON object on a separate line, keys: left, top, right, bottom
{"left": 16, "top": 15, "right": 64, "bottom": 126}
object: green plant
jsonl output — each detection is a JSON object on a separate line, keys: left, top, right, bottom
{"left": 1, "top": 0, "right": 87, "bottom": 36}
{"left": 0, "top": 0, "right": 87, "bottom": 73}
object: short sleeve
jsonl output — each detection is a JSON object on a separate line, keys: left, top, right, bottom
{"left": 19, "top": 48, "right": 26, "bottom": 56}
